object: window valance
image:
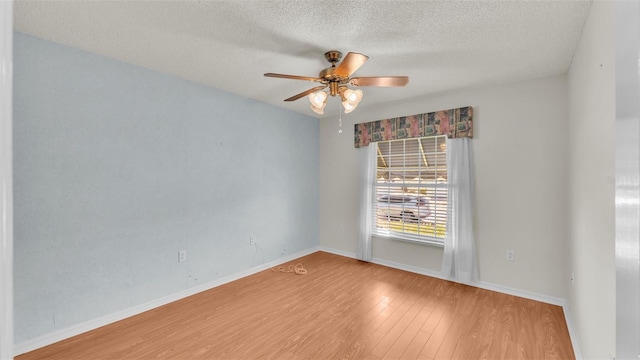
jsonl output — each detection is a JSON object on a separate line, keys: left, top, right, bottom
{"left": 354, "top": 106, "right": 473, "bottom": 148}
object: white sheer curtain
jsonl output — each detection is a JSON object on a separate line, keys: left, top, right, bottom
{"left": 357, "top": 143, "right": 377, "bottom": 262}
{"left": 441, "top": 138, "right": 477, "bottom": 283}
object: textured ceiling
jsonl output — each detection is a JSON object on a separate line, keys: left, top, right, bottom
{"left": 14, "top": 0, "right": 592, "bottom": 118}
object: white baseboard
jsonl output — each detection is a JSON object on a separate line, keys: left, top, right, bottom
{"left": 562, "top": 304, "right": 583, "bottom": 360}
{"left": 316, "top": 246, "right": 356, "bottom": 259}
{"left": 474, "top": 280, "right": 565, "bottom": 306}
{"left": 14, "top": 246, "right": 321, "bottom": 356}
{"left": 318, "top": 245, "right": 582, "bottom": 358}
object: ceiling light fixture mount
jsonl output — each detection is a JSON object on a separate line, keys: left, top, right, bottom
{"left": 264, "top": 50, "right": 408, "bottom": 115}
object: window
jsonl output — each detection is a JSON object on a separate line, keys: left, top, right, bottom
{"left": 373, "top": 136, "right": 447, "bottom": 245}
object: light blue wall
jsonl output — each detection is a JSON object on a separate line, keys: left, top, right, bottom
{"left": 13, "top": 32, "right": 319, "bottom": 344}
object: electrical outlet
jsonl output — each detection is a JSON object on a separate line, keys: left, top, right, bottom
{"left": 249, "top": 236, "right": 256, "bottom": 246}
{"left": 178, "top": 250, "right": 187, "bottom": 262}
{"left": 281, "top": 248, "right": 287, "bottom": 255}
{"left": 506, "top": 250, "right": 515, "bottom": 261}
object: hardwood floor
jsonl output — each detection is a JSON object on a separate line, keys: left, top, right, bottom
{"left": 17, "top": 251, "right": 575, "bottom": 360}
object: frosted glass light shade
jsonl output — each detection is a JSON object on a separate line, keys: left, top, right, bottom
{"left": 343, "top": 89, "right": 363, "bottom": 105}
{"left": 341, "top": 88, "right": 363, "bottom": 113}
{"left": 311, "top": 103, "right": 326, "bottom": 114}
{"left": 342, "top": 101, "right": 356, "bottom": 114}
{"left": 309, "top": 91, "right": 327, "bottom": 108}
{"left": 309, "top": 90, "right": 328, "bottom": 114}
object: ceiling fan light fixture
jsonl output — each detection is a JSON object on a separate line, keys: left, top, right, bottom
{"left": 340, "top": 88, "right": 363, "bottom": 113}
{"left": 310, "top": 103, "right": 326, "bottom": 114}
{"left": 309, "top": 90, "right": 328, "bottom": 114}
{"left": 309, "top": 90, "right": 328, "bottom": 108}
{"left": 343, "top": 88, "right": 363, "bottom": 105}
{"left": 342, "top": 100, "right": 357, "bottom": 114}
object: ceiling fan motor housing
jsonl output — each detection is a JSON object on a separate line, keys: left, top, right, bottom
{"left": 324, "top": 50, "right": 342, "bottom": 64}
{"left": 320, "top": 50, "right": 349, "bottom": 95}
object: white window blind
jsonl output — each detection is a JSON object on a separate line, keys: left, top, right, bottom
{"left": 373, "top": 136, "right": 447, "bottom": 245}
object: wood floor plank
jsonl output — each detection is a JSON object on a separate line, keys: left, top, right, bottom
{"left": 371, "top": 297, "right": 423, "bottom": 358}
{"left": 17, "top": 251, "right": 575, "bottom": 360}
{"left": 380, "top": 298, "right": 432, "bottom": 360}
{"left": 432, "top": 285, "right": 484, "bottom": 359}
{"left": 400, "top": 330, "right": 432, "bottom": 360}
{"left": 417, "top": 285, "right": 458, "bottom": 358}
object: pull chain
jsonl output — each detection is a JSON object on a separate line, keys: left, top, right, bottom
{"left": 338, "top": 102, "right": 343, "bottom": 134}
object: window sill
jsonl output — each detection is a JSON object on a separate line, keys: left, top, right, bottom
{"left": 373, "top": 230, "right": 444, "bottom": 248}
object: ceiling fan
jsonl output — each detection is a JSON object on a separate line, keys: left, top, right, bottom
{"left": 264, "top": 51, "right": 409, "bottom": 114}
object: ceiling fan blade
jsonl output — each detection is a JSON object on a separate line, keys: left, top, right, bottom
{"left": 334, "top": 52, "right": 369, "bottom": 78}
{"left": 264, "top": 73, "right": 323, "bottom": 82}
{"left": 349, "top": 76, "right": 409, "bottom": 87}
{"left": 284, "top": 85, "right": 328, "bottom": 102}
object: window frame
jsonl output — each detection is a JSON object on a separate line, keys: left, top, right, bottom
{"left": 371, "top": 136, "right": 447, "bottom": 247}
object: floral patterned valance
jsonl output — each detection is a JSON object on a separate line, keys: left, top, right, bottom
{"left": 354, "top": 106, "right": 473, "bottom": 148}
